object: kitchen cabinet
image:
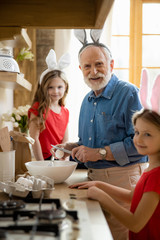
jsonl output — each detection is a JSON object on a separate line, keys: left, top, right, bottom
{"left": 0, "top": 72, "right": 32, "bottom": 91}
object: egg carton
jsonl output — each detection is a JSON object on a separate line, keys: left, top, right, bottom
{"left": 0, "top": 175, "right": 54, "bottom": 198}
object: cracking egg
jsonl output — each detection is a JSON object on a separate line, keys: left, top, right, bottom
{"left": 55, "top": 149, "right": 64, "bottom": 159}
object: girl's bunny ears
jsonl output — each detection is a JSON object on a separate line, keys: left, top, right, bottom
{"left": 74, "top": 29, "right": 112, "bottom": 58}
{"left": 140, "top": 68, "right": 160, "bottom": 115}
{"left": 39, "top": 49, "right": 71, "bottom": 84}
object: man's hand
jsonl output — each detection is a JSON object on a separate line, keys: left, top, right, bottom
{"left": 105, "top": 146, "right": 115, "bottom": 160}
{"left": 72, "top": 145, "right": 99, "bottom": 163}
{"left": 51, "top": 142, "right": 79, "bottom": 160}
{"left": 72, "top": 145, "right": 115, "bottom": 162}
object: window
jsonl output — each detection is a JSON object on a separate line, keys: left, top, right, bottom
{"left": 142, "top": 1, "right": 160, "bottom": 87}
{"left": 111, "top": 0, "right": 130, "bottom": 82}
{"left": 110, "top": 0, "right": 160, "bottom": 87}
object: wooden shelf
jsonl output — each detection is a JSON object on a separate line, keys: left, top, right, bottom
{"left": 0, "top": 0, "right": 114, "bottom": 29}
{"left": 0, "top": 72, "right": 32, "bottom": 91}
{"left": 0, "top": 28, "right": 32, "bottom": 49}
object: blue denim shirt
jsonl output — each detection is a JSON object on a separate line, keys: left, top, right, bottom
{"left": 77, "top": 74, "right": 148, "bottom": 169}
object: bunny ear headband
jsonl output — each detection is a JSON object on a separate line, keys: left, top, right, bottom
{"left": 39, "top": 49, "right": 71, "bottom": 84}
{"left": 74, "top": 29, "right": 112, "bottom": 57}
{"left": 140, "top": 68, "right": 160, "bottom": 115}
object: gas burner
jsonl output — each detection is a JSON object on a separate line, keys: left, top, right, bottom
{"left": 0, "top": 223, "right": 59, "bottom": 236}
{"left": 0, "top": 200, "right": 25, "bottom": 211}
{"left": 0, "top": 198, "right": 84, "bottom": 240}
{"left": 0, "top": 229, "right": 7, "bottom": 239}
{"left": 37, "top": 209, "right": 66, "bottom": 220}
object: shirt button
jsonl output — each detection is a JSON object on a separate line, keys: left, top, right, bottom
{"left": 94, "top": 102, "right": 97, "bottom": 105}
{"left": 89, "top": 137, "right": 91, "bottom": 140}
{"left": 90, "top": 119, "right": 93, "bottom": 122}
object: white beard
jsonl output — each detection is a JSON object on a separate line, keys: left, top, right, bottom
{"left": 84, "top": 71, "right": 112, "bottom": 91}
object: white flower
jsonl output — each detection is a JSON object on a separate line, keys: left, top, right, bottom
{"left": 26, "top": 105, "right": 30, "bottom": 109}
{"left": 1, "top": 112, "right": 12, "bottom": 121}
{"left": 1, "top": 115, "right": 5, "bottom": 121}
{"left": 17, "top": 105, "right": 29, "bottom": 116}
{"left": 15, "top": 114, "right": 21, "bottom": 121}
{"left": 10, "top": 117, "right": 15, "bottom": 122}
{"left": 16, "top": 48, "right": 34, "bottom": 62}
{"left": 12, "top": 108, "right": 18, "bottom": 114}
{"left": 1, "top": 105, "right": 31, "bottom": 130}
{"left": 13, "top": 122, "right": 19, "bottom": 128}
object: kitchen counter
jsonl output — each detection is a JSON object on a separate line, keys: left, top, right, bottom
{"left": 51, "top": 169, "right": 113, "bottom": 239}
{"left": 0, "top": 169, "right": 113, "bottom": 240}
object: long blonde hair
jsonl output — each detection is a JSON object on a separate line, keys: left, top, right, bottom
{"left": 29, "top": 70, "right": 69, "bottom": 130}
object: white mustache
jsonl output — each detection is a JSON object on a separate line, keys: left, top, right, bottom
{"left": 87, "top": 73, "right": 105, "bottom": 79}
{"left": 84, "top": 70, "right": 111, "bottom": 91}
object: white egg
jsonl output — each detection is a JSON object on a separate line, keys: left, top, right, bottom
{"left": 16, "top": 177, "right": 24, "bottom": 184}
{"left": 29, "top": 176, "right": 35, "bottom": 182}
{"left": 27, "top": 179, "right": 34, "bottom": 188}
{"left": 16, "top": 177, "right": 33, "bottom": 188}
{"left": 55, "top": 149, "right": 64, "bottom": 159}
{"left": 40, "top": 180, "right": 47, "bottom": 188}
{"left": 20, "top": 178, "right": 28, "bottom": 186}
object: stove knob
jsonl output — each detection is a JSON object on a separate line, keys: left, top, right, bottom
{"left": 0, "top": 229, "right": 7, "bottom": 239}
{"left": 2, "top": 201, "right": 7, "bottom": 208}
{"left": 7, "top": 201, "right": 16, "bottom": 207}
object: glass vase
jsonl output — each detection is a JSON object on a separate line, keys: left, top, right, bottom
{"left": 19, "top": 127, "right": 29, "bottom": 135}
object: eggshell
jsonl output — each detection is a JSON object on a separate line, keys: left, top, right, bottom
{"left": 55, "top": 149, "right": 64, "bottom": 159}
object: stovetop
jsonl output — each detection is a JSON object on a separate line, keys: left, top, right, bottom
{"left": 0, "top": 195, "right": 93, "bottom": 240}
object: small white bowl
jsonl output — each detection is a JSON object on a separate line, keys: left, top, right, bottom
{"left": 25, "top": 160, "right": 77, "bottom": 184}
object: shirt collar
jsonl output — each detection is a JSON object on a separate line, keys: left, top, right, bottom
{"left": 88, "top": 74, "right": 118, "bottom": 101}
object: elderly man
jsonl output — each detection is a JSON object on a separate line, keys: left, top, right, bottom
{"left": 57, "top": 29, "right": 148, "bottom": 240}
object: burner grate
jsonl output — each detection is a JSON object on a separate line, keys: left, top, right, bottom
{"left": 0, "top": 223, "right": 59, "bottom": 236}
{"left": 0, "top": 200, "right": 25, "bottom": 211}
{"left": 24, "top": 198, "right": 61, "bottom": 209}
{"left": 0, "top": 198, "right": 79, "bottom": 239}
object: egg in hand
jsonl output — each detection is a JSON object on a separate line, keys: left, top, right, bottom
{"left": 55, "top": 149, "right": 64, "bottom": 159}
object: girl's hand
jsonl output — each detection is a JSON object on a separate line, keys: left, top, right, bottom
{"left": 69, "top": 181, "right": 98, "bottom": 189}
{"left": 88, "top": 186, "right": 102, "bottom": 200}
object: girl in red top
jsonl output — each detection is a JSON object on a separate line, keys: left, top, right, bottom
{"left": 28, "top": 49, "right": 70, "bottom": 160}
{"left": 69, "top": 69, "right": 160, "bottom": 240}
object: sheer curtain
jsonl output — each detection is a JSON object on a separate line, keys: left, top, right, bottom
{"left": 54, "top": 9, "right": 113, "bottom": 142}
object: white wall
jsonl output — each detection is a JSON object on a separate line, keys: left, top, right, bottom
{"left": 0, "top": 87, "right": 14, "bottom": 130}
{"left": 54, "top": 29, "right": 90, "bottom": 142}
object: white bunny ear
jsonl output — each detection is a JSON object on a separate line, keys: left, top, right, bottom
{"left": 39, "top": 49, "right": 70, "bottom": 84}
{"left": 57, "top": 52, "right": 71, "bottom": 70}
{"left": 74, "top": 29, "right": 87, "bottom": 45}
{"left": 139, "top": 68, "right": 150, "bottom": 109}
{"left": 150, "top": 74, "right": 160, "bottom": 114}
{"left": 46, "top": 49, "right": 57, "bottom": 70}
{"left": 90, "top": 29, "right": 103, "bottom": 43}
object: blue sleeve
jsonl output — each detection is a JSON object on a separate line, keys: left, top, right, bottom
{"left": 110, "top": 88, "right": 146, "bottom": 166}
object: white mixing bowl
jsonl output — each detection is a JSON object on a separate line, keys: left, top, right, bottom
{"left": 25, "top": 160, "right": 77, "bottom": 184}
